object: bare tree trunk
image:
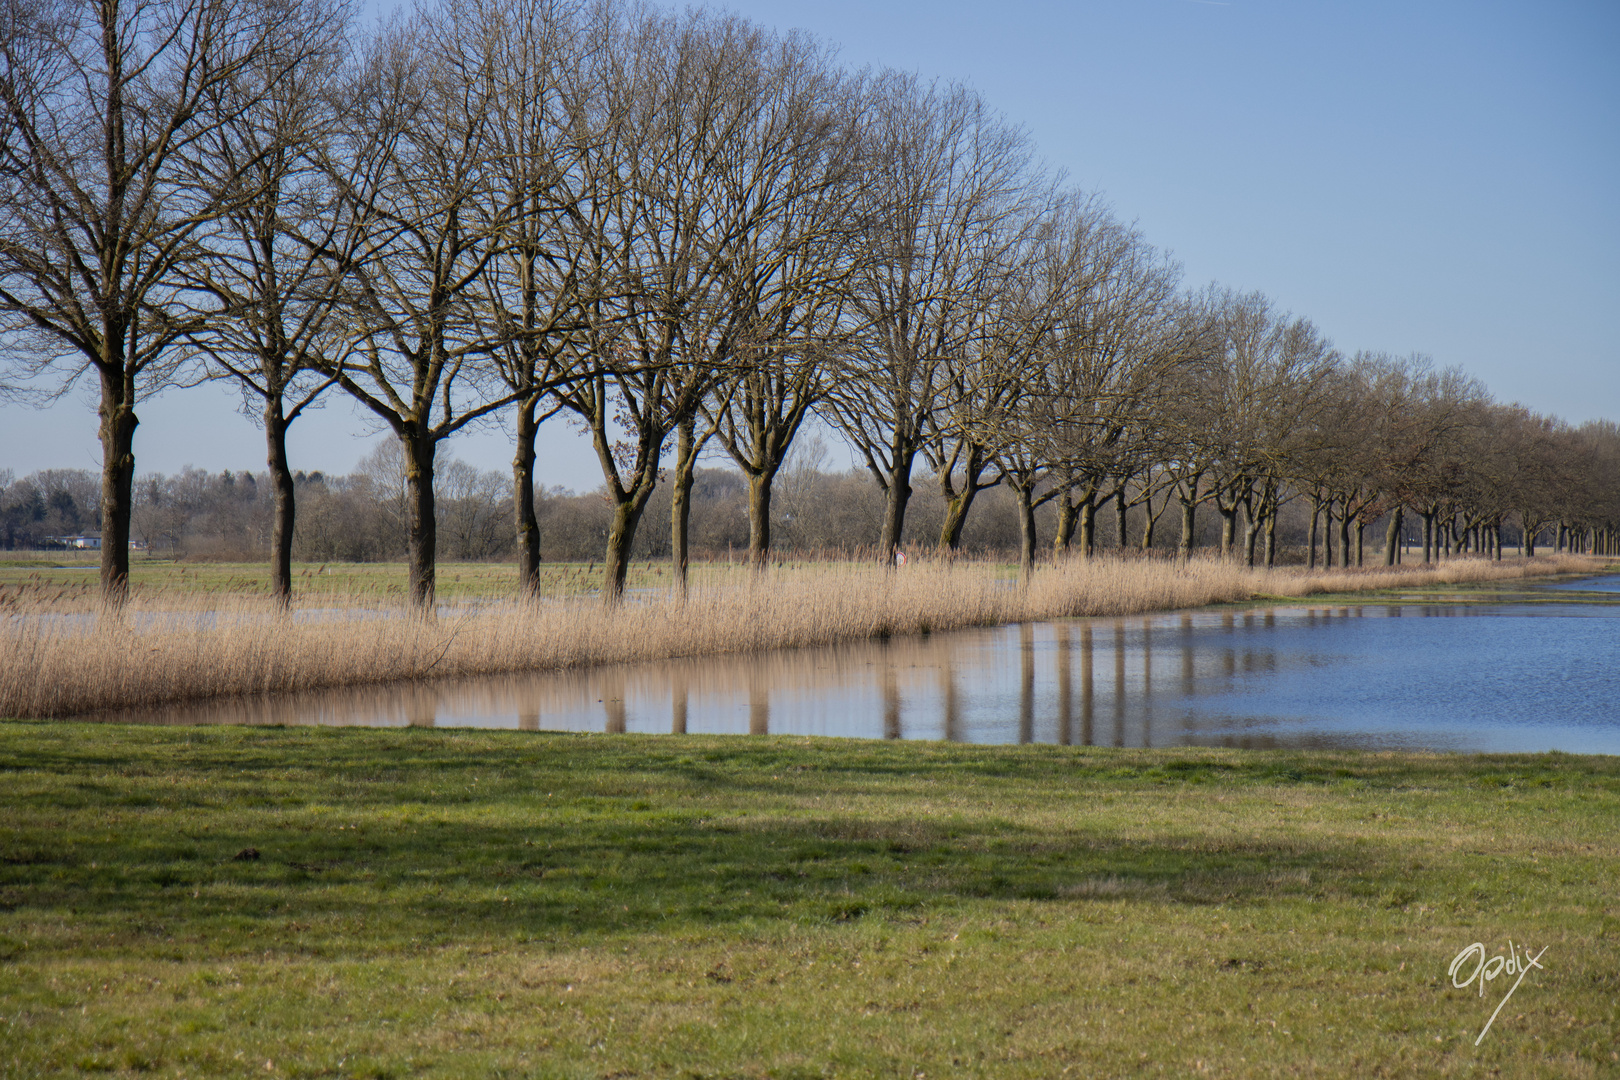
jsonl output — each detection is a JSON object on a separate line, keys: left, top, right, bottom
{"left": 1307, "top": 500, "right": 1319, "bottom": 569}
{"left": 937, "top": 488, "right": 973, "bottom": 553}
{"left": 1422, "top": 510, "right": 1435, "bottom": 565}
{"left": 670, "top": 473, "right": 693, "bottom": 588}
{"left": 1242, "top": 501, "right": 1259, "bottom": 568}
{"left": 671, "top": 420, "right": 697, "bottom": 590}
{"left": 1178, "top": 497, "right": 1196, "bottom": 560}
{"left": 1264, "top": 510, "right": 1277, "bottom": 567}
{"left": 1114, "top": 489, "right": 1128, "bottom": 552}
{"left": 1383, "top": 508, "right": 1401, "bottom": 567}
{"left": 513, "top": 400, "right": 541, "bottom": 599}
{"left": 1053, "top": 494, "right": 1079, "bottom": 554}
{"left": 1015, "top": 484, "right": 1037, "bottom": 583}
{"left": 1324, "top": 502, "right": 1335, "bottom": 568}
{"left": 1079, "top": 498, "right": 1097, "bottom": 559}
{"left": 403, "top": 432, "right": 438, "bottom": 611}
{"left": 1338, "top": 512, "right": 1352, "bottom": 572}
{"left": 1355, "top": 522, "right": 1365, "bottom": 566}
{"left": 746, "top": 472, "right": 774, "bottom": 569}
{"left": 605, "top": 495, "right": 651, "bottom": 605}
{"left": 97, "top": 377, "right": 138, "bottom": 605}
{"left": 265, "top": 399, "right": 296, "bottom": 607}
{"left": 938, "top": 445, "right": 991, "bottom": 552}
{"left": 1218, "top": 506, "right": 1237, "bottom": 559}
{"left": 878, "top": 453, "right": 914, "bottom": 565}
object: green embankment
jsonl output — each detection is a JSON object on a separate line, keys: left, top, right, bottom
{"left": 1, "top": 726, "right": 1615, "bottom": 1077}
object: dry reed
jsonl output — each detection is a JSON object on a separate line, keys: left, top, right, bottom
{"left": 0, "top": 553, "right": 1603, "bottom": 719}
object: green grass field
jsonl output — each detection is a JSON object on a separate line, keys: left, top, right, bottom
{"left": 0, "top": 556, "right": 897, "bottom": 602}
{"left": 2, "top": 726, "right": 1615, "bottom": 1077}
{"left": 0, "top": 557, "right": 724, "bottom": 602}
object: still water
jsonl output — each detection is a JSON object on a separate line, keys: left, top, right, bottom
{"left": 88, "top": 576, "right": 1620, "bottom": 754}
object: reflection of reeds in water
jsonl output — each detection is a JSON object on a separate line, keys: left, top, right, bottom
{"left": 0, "top": 553, "right": 1601, "bottom": 719}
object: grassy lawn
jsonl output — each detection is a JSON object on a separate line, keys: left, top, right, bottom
{"left": 1, "top": 726, "right": 1615, "bottom": 1077}
{"left": 0, "top": 558, "right": 734, "bottom": 602}
{"left": 0, "top": 557, "right": 912, "bottom": 603}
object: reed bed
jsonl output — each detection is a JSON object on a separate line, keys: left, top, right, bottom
{"left": 0, "top": 553, "right": 1603, "bottom": 719}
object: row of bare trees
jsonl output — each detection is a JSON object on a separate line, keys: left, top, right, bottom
{"left": 4, "top": 0, "right": 1616, "bottom": 610}
{"left": 8, "top": 420, "right": 1610, "bottom": 566}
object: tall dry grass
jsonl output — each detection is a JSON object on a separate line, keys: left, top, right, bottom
{"left": 0, "top": 553, "right": 1604, "bottom": 719}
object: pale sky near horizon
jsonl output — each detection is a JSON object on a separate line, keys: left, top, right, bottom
{"left": 2, "top": 0, "right": 1615, "bottom": 492}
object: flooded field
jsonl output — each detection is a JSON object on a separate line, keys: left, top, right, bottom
{"left": 82, "top": 576, "right": 1620, "bottom": 753}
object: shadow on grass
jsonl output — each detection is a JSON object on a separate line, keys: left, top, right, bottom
{"left": 3, "top": 822, "right": 1354, "bottom": 957}
{"left": 3, "top": 724, "right": 1616, "bottom": 958}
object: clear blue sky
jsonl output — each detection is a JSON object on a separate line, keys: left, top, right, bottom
{"left": 3, "top": 0, "right": 1615, "bottom": 490}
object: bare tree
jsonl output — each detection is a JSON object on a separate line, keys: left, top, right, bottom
{"left": 1237, "top": 312, "right": 1339, "bottom": 566}
{"left": 317, "top": 6, "right": 527, "bottom": 609}
{"left": 1152, "top": 291, "right": 1228, "bottom": 559}
{"left": 544, "top": 5, "right": 741, "bottom": 602}
{"left": 436, "top": 457, "right": 511, "bottom": 559}
{"left": 1496, "top": 406, "right": 1569, "bottom": 557}
{"left": 700, "top": 32, "right": 864, "bottom": 570}
{"left": 1192, "top": 291, "right": 1336, "bottom": 564}
{"left": 464, "top": 0, "right": 602, "bottom": 598}
{"left": 177, "top": 0, "right": 355, "bottom": 603}
{"left": 823, "top": 74, "right": 1040, "bottom": 565}
{"left": 550, "top": 7, "right": 858, "bottom": 599}
{"left": 919, "top": 196, "right": 1102, "bottom": 556}
{"left": 1392, "top": 364, "right": 1487, "bottom": 563}
{"left": 1036, "top": 213, "right": 1189, "bottom": 563}
{"left": 963, "top": 195, "right": 1118, "bottom": 577}
{"left": 0, "top": 0, "right": 323, "bottom": 601}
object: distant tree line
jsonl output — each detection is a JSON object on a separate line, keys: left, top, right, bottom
{"left": 4, "top": 411, "right": 1610, "bottom": 568}
{"left": 3, "top": 0, "right": 1616, "bottom": 607}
